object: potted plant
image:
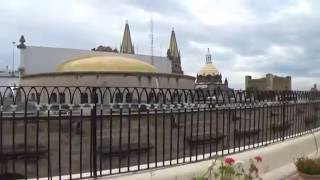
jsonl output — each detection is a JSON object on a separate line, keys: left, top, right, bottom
{"left": 295, "top": 156, "right": 320, "bottom": 180}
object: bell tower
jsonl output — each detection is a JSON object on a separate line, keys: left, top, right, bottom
{"left": 120, "top": 21, "right": 135, "bottom": 54}
{"left": 167, "top": 28, "right": 183, "bottom": 74}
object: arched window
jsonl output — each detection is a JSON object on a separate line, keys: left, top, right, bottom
{"left": 115, "top": 92, "right": 123, "bottom": 103}
{"left": 157, "top": 93, "right": 164, "bottom": 104}
{"left": 172, "top": 93, "right": 180, "bottom": 103}
{"left": 149, "top": 92, "right": 155, "bottom": 103}
{"left": 81, "top": 93, "right": 88, "bottom": 104}
{"left": 50, "top": 93, "right": 57, "bottom": 103}
{"left": 125, "top": 93, "right": 133, "bottom": 103}
{"left": 30, "top": 93, "right": 36, "bottom": 101}
{"left": 59, "top": 93, "right": 65, "bottom": 104}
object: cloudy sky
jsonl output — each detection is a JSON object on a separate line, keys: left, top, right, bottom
{"left": 0, "top": 0, "right": 320, "bottom": 90}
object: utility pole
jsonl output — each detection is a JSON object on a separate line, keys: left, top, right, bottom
{"left": 12, "top": 41, "right": 16, "bottom": 76}
{"left": 150, "top": 15, "right": 154, "bottom": 65}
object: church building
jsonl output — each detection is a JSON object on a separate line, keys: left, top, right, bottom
{"left": 195, "top": 49, "right": 230, "bottom": 91}
{"left": 15, "top": 22, "right": 195, "bottom": 104}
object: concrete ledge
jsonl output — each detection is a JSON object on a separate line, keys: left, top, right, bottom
{"left": 262, "top": 163, "right": 296, "bottom": 180}
{"left": 97, "top": 130, "right": 320, "bottom": 180}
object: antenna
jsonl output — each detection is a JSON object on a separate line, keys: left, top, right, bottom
{"left": 136, "top": 44, "right": 139, "bottom": 54}
{"left": 159, "top": 41, "right": 162, "bottom": 56}
{"left": 150, "top": 14, "right": 154, "bottom": 65}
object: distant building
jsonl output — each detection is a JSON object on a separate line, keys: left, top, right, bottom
{"left": 245, "top": 74, "right": 291, "bottom": 91}
{"left": 311, "top": 84, "right": 318, "bottom": 91}
{"left": 195, "top": 49, "right": 229, "bottom": 91}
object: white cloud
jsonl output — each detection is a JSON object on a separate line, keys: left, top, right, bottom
{"left": 186, "top": 0, "right": 255, "bottom": 26}
{"left": 268, "top": 45, "right": 304, "bottom": 58}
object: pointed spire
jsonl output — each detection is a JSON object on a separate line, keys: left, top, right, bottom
{"left": 224, "top": 78, "right": 228, "bottom": 85}
{"left": 120, "top": 21, "right": 135, "bottom": 54}
{"left": 167, "top": 28, "right": 180, "bottom": 58}
{"left": 167, "top": 28, "right": 183, "bottom": 74}
{"left": 205, "top": 48, "right": 212, "bottom": 64}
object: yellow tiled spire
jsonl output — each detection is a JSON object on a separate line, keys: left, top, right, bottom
{"left": 120, "top": 21, "right": 135, "bottom": 54}
{"left": 168, "top": 28, "right": 180, "bottom": 58}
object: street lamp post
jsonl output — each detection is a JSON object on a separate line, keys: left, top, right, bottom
{"left": 12, "top": 41, "right": 15, "bottom": 76}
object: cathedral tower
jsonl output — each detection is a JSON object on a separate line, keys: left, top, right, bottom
{"left": 120, "top": 21, "right": 135, "bottom": 54}
{"left": 167, "top": 28, "right": 183, "bottom": 74}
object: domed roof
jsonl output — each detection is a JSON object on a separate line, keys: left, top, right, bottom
{"left": 198, "top": 63, "right": 219, "bottom": 76}
{"left": 57, "top": 56, "right": 157, "bottom": 73}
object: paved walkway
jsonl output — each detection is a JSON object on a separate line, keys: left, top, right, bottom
{"left": 285, "top": 172, "right": 299, "bottom": 180}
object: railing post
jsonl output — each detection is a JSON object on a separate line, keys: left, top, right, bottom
{"left": 91, "top": 87, "right": 98, "bottom": 177}
{"left": 281, "top": 93, "right": 286, "bottom": 141}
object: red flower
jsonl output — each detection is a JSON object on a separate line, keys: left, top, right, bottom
{"left": 254, "top": 156, "right": 263, "bottom": 162}
{"left": 224, "top": 157, "right": 235, "bottom": 165}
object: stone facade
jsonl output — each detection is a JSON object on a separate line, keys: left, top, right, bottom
{"left": 20, "top": 72, "right": 194, "bottom": 89}
{"left": 245, "top": 74, "right": 291, "bottom": 91}
{"left": 195, "top": 73, "right": 229, "bottom": 91}
{"left": 167, "top": 52, "right": 183, "bottom": 74}
{"left": 19, "top": 72, "right": 195, "bottom": 104}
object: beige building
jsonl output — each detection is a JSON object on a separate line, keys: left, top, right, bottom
{"left": 15, "top": 22, "right": 195, "bottom": 104}
{"left": 18, "top": 55, "right": 194, "bottom": 104}
{"left": 245, "top": 74, "right": 291, "bottom": 91}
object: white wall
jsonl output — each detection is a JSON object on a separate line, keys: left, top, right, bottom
{"left": 20, "top": 46, "right": 171, "bottom": 75}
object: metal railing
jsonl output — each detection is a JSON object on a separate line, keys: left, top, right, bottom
{"left": 0, "top": 86, "right": 320, "bottom": 179}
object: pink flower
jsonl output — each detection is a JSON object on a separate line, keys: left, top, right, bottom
{"left": 224, "top": 157, "right": 236, "bottom": 165}
{"left": 254, "top": 156, "right": 263, "bottom": 162}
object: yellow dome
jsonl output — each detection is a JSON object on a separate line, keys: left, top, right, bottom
{"left": 199, "top": 64, "right": 219, "bottom": 76}
{"left": 57, "top": 56, "right": 157, "bottom": 73}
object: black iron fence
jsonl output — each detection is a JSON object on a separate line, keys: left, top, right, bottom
{"left": 0, "top": 86, "right": 320, "bottom": 179}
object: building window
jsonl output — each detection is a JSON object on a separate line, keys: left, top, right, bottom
{"left": 148, "top": 76, "right": 152, "bottom": 84}
{"left": 30, "top": 93, "right": 36, "bottom": 101}
{"left": 125, "top": 93, "right": 133, "bottom": 103}
{"left": 59, "top": 93, "right": 65, "bottom": 104}
{"left": 149, "top": 92, "right": 155, "bottom": 103}
{"left": 81, "top": 93, "right": 88, "bottom": 104}
{"left": 156, "top": 93, "right": 165, "bottom": 104}
{"left": 115, "top": 92, "right": 123, "bottom": 103}
{"left": 172, "top": 93, "right": 179, "bottom": 103}
{"left": 50, "top": 93, "right": 57, "bottom": 103}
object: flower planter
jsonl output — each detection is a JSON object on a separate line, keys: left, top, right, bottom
{"left": 298, "top": 172, "right": 320, "bottom": 180}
